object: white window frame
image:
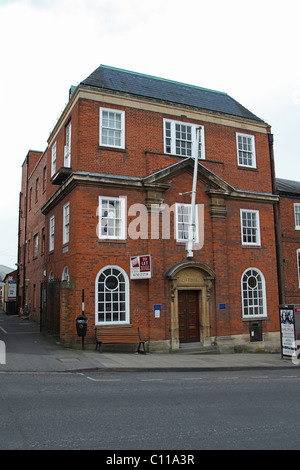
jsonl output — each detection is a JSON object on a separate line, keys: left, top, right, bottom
{"left": 64, "top": 121, "right": 71, "bottom": 167}
{"left": 51, "top": 142, "right": 56, "bottom": 177}
{"left": 297, "top": 249, "right": 300, "bottom": 289}
{"left": 100, "top": 107, "right": 125, "bottom": 149}
{"left": 33, "top": 233, "right": 39, "bottom": 258}
{"left": 236, "top": 133, "right": 256, "bottom": 168}
{"left": 98, "top": 196, "right": 126, "bottom": 240}
{"left": 241, "top": 268, "right": 267, "bottom": 318}
{"left": 240, "top": 209, "right": 261, "bottom": 246}
{"left": 175, "top": 203, "right": 199, "bottom": 243}
{"left": 63, "top": 202, "right": 70, "bottom": 245}
{"left": 62, "top": 266, "right": 70, "bottom": 282}
{"left": 164, "top": 119, "right": 205, "bottom": 159}
{"left": 95, "top": 265, "right": 130, "bottom": 325}
{"left": 42, "top": 227, "right": 45, "bottom": 254}
{"left": 294, "top": 204, "right": 300, "bottom": 230}
{"left": 49, "top": 215, "right": 55, "bottom": 251}
{"left": 43, "top": 166, "right": 47, "bottom": 192}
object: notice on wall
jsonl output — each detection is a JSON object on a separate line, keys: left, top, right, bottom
{"left": 280, "top": 308, "right": 295, "bottom": 357}
{"left": 130, "top": 255, "right": 152, "bottom": 279}
{"left": 153, "top": 304, "right": 161, "bottom": 318}
{"left": 8, "top": 280, "right": 17, "bottom": 299}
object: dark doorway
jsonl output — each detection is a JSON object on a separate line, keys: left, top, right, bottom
{"left": 40, "top": 280, "right": 60, "bottom": 335}
{"left": 178, "top": 290, "right": 200, "bottom": 343}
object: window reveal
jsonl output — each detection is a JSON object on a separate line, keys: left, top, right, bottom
{"left": 164, "top": 119, "right": 204, "bottom": 159}
{"left": 175, "top": 203, "right": 199, "bottom": 243}
{"left": 63, "top": 203, "right": 70, "bottom": 244}
{"left": 240, "top": 210, "right": 260, "bottom": 245}
{"left": 96, "top": 267, "right": 129, "bottom": 324}
{"left": 242, "top": 268, "right": 267, "bottom": 317}
{"left": 51, "top": 143, "right": 56, "bottom": 177}
{"left": 100, "top": 108, "right": 125, "bottom": 148}
{"left": 294, "top": 204, "right": 300, "bottom": 229}
{"left": 49, "top": 215, "right": 55, "bottom": 251}
{"left": 99, "top": 197, "right": 125, "bottom": 239}
{"left": 237, "top": 133, "right": 256, "bottom": 168}
{"left": 64, "top": 122, "right": 71, "bottom": 168}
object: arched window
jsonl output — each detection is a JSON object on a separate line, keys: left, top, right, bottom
{"left": 62, "top": 266, "right": 70, "bottom": 282}
{"left": 48, "top": 270, "right": 54, "bottom": 282}
{"left": 95, "top": 266, "right": 129, "bottom": 325}
{"left": 241, "top": 268, "right": 267, "bottom": 318}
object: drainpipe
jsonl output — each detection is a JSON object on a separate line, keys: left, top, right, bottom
{"left": 268, "top": 133, "right": 283, "bottom": 304}
{"left": 22, "top": 153, "right": 29, "bottom": 311}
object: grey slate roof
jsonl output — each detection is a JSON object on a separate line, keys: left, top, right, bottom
{"left": 276, "top": 178, "right": 300, "bottom": 196}
{"left": 0, "top": 265, "right": 14, "bottom": 282}
{"left": 81, "top": 65, "right": 264, "bottom": 123}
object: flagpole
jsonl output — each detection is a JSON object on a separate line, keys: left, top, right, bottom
{"left": 187, "top": 127, "right": 201, "bottom": 258}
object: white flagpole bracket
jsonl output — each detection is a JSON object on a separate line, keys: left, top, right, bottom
{"left": 187, "top": 127, "right": 201, "bottom": 258}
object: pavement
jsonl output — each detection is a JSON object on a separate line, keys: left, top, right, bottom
{"left": 0, "top": 311, "right": 298, "bottom": 373}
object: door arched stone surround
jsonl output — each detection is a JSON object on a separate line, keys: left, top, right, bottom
{"left": 165, "top": 262, "right": 215, "bottom": 350}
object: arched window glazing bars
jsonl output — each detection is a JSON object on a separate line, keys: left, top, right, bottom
{"left": 95, "top": 266, "right": 129, "bottom": 325}
{"left": 241, "top": 268, "right": 267, "bottom": 318}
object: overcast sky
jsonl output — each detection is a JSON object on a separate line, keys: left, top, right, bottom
{"left": 0, "top": 0, "right": 299, "bottom": 268}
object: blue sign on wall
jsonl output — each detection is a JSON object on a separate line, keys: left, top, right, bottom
{"left": 153, "top": 305, "right": 161, "bottom": 318}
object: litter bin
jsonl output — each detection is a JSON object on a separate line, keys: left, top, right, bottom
{"left": 76, "top": 314, "right": 88, "bottom": 349}
{"left": 5, "top": 301, "right": 16, "bottom": 315}
{"left": 76, "top": 315, "right": 88, "bottom": 336}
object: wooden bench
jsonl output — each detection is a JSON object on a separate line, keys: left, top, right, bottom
{"left": 95, "top": 327, "right": 146, "bottom": 354}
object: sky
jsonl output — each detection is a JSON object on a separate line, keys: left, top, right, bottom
{"left": 0, "top": 0, "right": 299, "bottom": 269}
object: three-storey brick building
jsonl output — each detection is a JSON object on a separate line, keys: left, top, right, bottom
{"left": 277, "top": 178, "right": 300, "bottom": 305}
{"left": 17, "top": 65, "right": 281, "bottom": 352}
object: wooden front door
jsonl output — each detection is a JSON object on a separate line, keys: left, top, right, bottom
{"left": 178, "top": 290, "right": 200, "bottom": 343}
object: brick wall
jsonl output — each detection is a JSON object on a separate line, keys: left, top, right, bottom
{"left": 18, "top": 150, "right": 46, "bottom": 318}
{"left": 279, "top": 196, "right": 300, "bottom": 304}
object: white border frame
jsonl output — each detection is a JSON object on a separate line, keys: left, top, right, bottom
{"left": 236, "top": 132, "right": 256, "bottom": 168}
{"left": 175, "top": 202, "right": 199, "bottom": 243}
{"left": 98, "top": 196, "right": 126, "bottom": 240}
{"left": 63, "top": 202, "right": 70, "bottom": 245}
{"left": 95, "top": 265, "right": 130, "bottom": 326}
{"left": 163, "top": 118, "right": 205, "bottom": 159}
{"left": 241, "top": 267, "right": 267, "bottom": 319}
{"left": 240, "top": 209, "right": 261, "bottom": 246}
{"left": 99, "top": 107, "right": 125, "bottom": 149}
{"left": 294, "top": 204, "right": 300, "bottom": 230}
{"left": 49, "top": 215, "right": 55, "bottom": 252}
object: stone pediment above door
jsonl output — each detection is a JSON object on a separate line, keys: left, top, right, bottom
{"left": 142, "top": 158, "right": 233, "bottom": 216}
{"left": 142, "top": 158, "right": 234, "bottom": 194}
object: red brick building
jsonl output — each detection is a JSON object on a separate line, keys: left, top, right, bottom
{"left": 277, "top": 178, "right": 300, "bottom": 305}
{"left": 17, "top": 65, "right": 281, "bottom": 352}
